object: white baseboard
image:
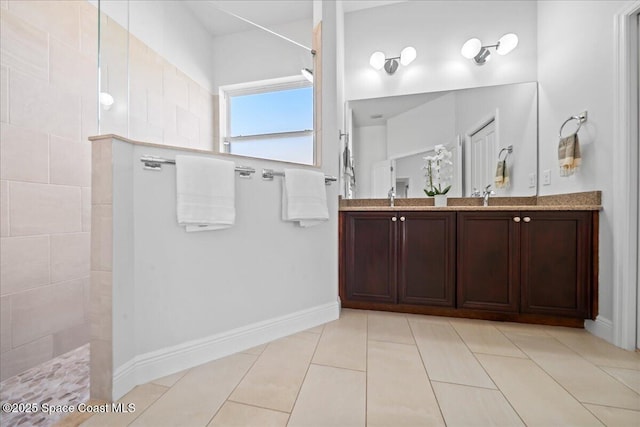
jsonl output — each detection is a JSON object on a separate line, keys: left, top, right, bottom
{"left": 585, "top": 316, "right": 614, "bottom": 344}
{"left": 113, "top": 301, "right": 340, "bottom": 400}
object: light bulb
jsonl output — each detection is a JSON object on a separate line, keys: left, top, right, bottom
{"left": 461, "top": 38, "right": 482, "bottom": 59}
{"left": 496, "top": 33, "right": 518, "bottom": 55}
{"left": 99, "top": 92, "right": 114, "bottom": 110}
{"left": 400, "top": 46, "right": 417, "bottom": 66}
{"left": 369, "top": 51, "right": 386, "bottom": 70}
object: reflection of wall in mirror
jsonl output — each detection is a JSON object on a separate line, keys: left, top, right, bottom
{"left": 455, "top": 84, "right": 537, "bottom": 196}
{"left": 350, "top": 82, "right": 537, "bottom": 199}
{"left": 353, "top": 125, "right": 387, "bottom": 198}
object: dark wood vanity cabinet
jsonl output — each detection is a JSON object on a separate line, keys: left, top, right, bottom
{"left": 457, "top": 211, "right": 594, "bottom": 319}
{"left": 340, "top": 209, "right": 597, "bottom": 325}
{"left": 457, "top": 211, "right": 520, "bottom": 313}
{"left": 342, "top": 211, "right": 398, "bottom": 303}
{"left": 341, "top": 211, "right": 456, "bottom": 308}
{"left": 519, "top": 211, "right": 592, "bottom": 318}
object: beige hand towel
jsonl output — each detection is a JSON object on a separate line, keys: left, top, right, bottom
{"left": 494, "top": 159, "right": 510, "bottom": 189}
{"left": 558, "top": 134, "right": 582, "bottom": 176}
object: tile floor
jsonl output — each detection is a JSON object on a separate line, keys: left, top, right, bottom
{"left": 19, "top": 311, "right": 640, "bottom": 426}
{"left": 0, "top": 344, "right": 89, "bottom": 427}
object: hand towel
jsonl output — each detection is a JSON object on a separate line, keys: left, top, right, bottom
{"left": 494, "top": 159, "right": 510, "bottom": 189}
{"left": 558, "top": 134, "right": 582, "bottom": 177}
{"left": 282, "top": 169, "right": 329, "bottom": 227}
{"left": 176, "top": 155, "right": 236, "bottom": 232}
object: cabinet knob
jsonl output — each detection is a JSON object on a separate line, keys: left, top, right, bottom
{"left": 400, "top": 216, "right": 405, "bottom": 222}
{"left": 391, "top": 217, "right": 397, "bottom": 222}
{"left": 523, "top": 216, "right": 531, "bottom": 223}
{"left": 513, "top": 217, "right": 521, "bottom": 222}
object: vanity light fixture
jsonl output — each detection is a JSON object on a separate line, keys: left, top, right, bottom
{"left": 301, "top": 68, "right": 313, "bottom": 83}
{"left": 369, "top": 46, "right": 417, "bottom": 74}
{"left": 461, "top": 33, "right": 518, "bottom": 65}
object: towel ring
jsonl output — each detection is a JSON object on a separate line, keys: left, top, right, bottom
{"left": 498, "top": 145, "right": 513, "bottom": 161}
{"left": 559, "top": 111, "right": 588, "bottom": 138}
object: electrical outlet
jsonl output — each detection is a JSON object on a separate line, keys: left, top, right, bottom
{"left": 528, "top": 173, "right": 536, "bottom": 188}
{"left": 543, "top": 169, "right": 551, "bottom": 185}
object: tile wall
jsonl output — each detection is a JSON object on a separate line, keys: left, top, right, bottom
{"left": 0, "top": 0, "right": 96, "bottom": 381}
{"left": 0, "top": 0, "right": 218, "bottom": 381}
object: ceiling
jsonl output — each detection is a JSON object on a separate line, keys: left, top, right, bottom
{"left": 183, "top": 0, "right": 408, "bottom": 37}
{"left": 349, "top": 91, "right": 446, "bottom": 127}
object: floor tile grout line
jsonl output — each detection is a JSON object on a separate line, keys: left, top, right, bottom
{"left": 582, "top": 402, "right": 613, "bottom": 426}
{"left": 449, "top": 321, "right": 529, "bottom": 359}
{"left": 499, "top": 331, "right": 616, "bottom": 420}
{"left": 449, "top": 323, "right": 529, "bottom": 427}
{"left": 202, "top": 351, "right": 263, "bottom": 427}
{"left": 595, "top": 363, "right": 640, "bottom": 373}
{"left": 448, "top": 320, "right": 499, "bottom": 390}
{"left": 225, "top": 398, "right": 292, "bottom": 415}
{"left": 580, "top": 401, "right": 640, "bottom": 412}
{"left": 428, "top": 379, "right": 509, "bottom": 392}
{"left": 285, "top": 320, "right": 325, "bottom": 426}
{"left": 504, "top": 325, "right": 640, "bottom": 394}
{"left": 595, "top": 366, "right": 640, "bottom": 395}
{"left": 122, "top": 383, "right": 172, "bottom": 427}
{"left": 470, "top": 350, "right": 530, "bottom": 360}
{"left": 308, "top": 361, "right": 366, "bottom": 373}
{"left": 406, "top": 317, "right": 448, "bottom": 426}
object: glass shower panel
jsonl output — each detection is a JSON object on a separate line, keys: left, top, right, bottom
{"left": 97, "top": 0, "right": 129, "bottom": 137}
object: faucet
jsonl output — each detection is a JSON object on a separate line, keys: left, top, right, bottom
{"left": 388, "top": 187, "right": 395, "bottom": 207}
{"left": 482, "top": 184, "right": 496, "bottom": 207}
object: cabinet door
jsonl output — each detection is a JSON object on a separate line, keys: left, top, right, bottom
{"left": 344, "top": 212, "right": 397, "bottom": 303}
{"left": 398, "top": 212, "right": 456, "bottom": 307}
{"left": 520, "top": 211, "right": 592, "bottom": 318}
{"left": 457, "top": 212, "right": 520, "bottom": 312}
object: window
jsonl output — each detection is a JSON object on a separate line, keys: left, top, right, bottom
{"left": 220, "top": 76, "right": 314, "bottom": 165}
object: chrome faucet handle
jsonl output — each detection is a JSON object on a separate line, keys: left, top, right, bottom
{"left": 470, "top": 188, "right": 482, "bottom": 197}
{"left": 388, "top": 187, "right": 395, "bottom": 207}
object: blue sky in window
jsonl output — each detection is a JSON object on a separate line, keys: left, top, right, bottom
{"left": 230, "top": 135, "right": 314, "bottom": 165}
{"left": 230, "top": 87, "right": 313, "bottom": 136}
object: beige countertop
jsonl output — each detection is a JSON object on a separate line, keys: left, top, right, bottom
{"left": 339, "top": 191, "right": 602, "bottom": 212}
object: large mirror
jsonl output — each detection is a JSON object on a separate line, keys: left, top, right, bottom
{"left": 98, "top": 0, "right": 317, "bottom": 164}
{"left": 344, "top": 82, "right": 538, "bottom": 199}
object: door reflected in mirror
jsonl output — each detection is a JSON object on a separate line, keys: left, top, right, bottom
{"left": 344, "top": 82, "right": 538, "bottom": 199}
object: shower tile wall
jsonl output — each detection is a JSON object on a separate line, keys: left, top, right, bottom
{"left": 0, "top": 0, "right": 218, "bottom": 381}
{"left": 0, "top": 0, "right": 96, "bottom": 382}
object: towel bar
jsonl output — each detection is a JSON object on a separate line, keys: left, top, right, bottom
{"left": 262, "top": 168, "right": 337, "bottom": 185}
{"left": 559, "top": 111, "right": 588, "bottom": 138}
{"left": 140, "top": 155, "right": 255, "bottom": 177}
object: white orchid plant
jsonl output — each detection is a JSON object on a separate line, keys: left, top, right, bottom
{"left": 423, "top": 144, "right": 453, "bottom": 196}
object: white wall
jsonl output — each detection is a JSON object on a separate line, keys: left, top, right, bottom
{"left": 454, "top": 83, "right": 538, "bottom": 196}
{"left": 344, "top": 0, "right": 538, "bottom": 100}
{"left": 537, "top": 0, "right": 629, "bottom": 333}
{"left": 353, "top": 125, "right": 387, "bottom": 198}
{"left": 386, "top": 93, "right": 455, "bottom": 159}
{"left": 108, "top": 1, "right": 341, "bottom": 399}
{"left": 395, "top": 151, "right": 430, "bottom": 198}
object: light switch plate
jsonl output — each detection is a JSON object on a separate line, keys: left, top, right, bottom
{"left": 543, "top": 169, "right": 551, "bottom": 185}
{"left": 528, "top": 173, "right": 536, "bottom": 188}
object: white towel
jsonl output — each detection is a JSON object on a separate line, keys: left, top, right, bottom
{"left": 176, "top": 155, "right": 236, "bottom": 232}
{"left": 282, "top": 169, "right": 329, "bottom": 227}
